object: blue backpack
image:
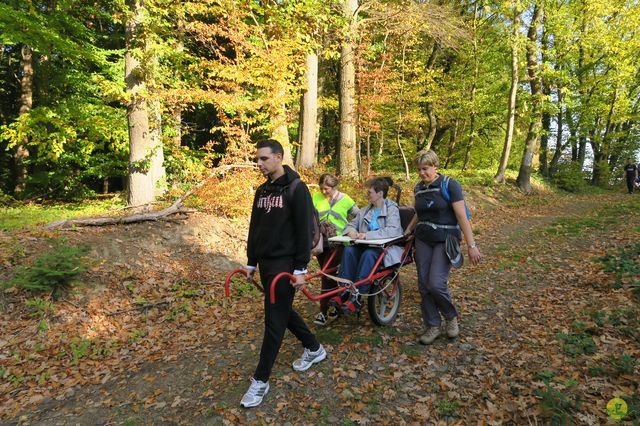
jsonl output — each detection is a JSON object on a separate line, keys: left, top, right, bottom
{"left": 440, "top": 175, "right": 471, "bottom": 221}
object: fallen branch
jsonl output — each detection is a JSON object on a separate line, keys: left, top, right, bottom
{"left": 44, "top": 163, "right": 256, "bottom": 229}
{"left": 107, "top": 299, "right": 171, "bottom": 316}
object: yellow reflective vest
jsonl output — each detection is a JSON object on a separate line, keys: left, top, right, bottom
{"left": 312, "top": 191, "right": 357, "bottom": 233}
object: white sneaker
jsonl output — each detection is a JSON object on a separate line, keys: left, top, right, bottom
{"left": 240, "top": 377, "right": 269, "bottom": 408}
{"left": 292, "top": 344, "right": 327, "bottom": 371}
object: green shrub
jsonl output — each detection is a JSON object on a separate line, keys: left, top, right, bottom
{"left": 556, "top": 332, "right": 597, "bottom": 356}
{"left": 598, "top": 243, "right": 640, "bottom": 284}
{"left": 8, "top": 240, "right": 90, "bottom": 297}
{"left": 535, "top": 373, "right": 582, "bottom": 423}
{"left": 552, "top": 161, "right": 589, "bottom": 193}
{"left": 592, "top": 159, "right": 613, "bottom": 188}
{"left": 24, "top": 297, "right": 55, "bottom": 317}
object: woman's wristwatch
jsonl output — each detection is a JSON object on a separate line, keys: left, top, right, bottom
{"left": 469, "top": 243, "right": 477, "bottom": 249}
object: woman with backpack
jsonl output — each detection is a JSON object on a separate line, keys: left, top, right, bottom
{"left": 311, "top": 173, "right": 359, "bottom": 326}
{"left": 405, "top": 150, "right": 483, "bottom": 345}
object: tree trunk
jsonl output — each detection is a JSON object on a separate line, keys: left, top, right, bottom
{"left": 395, "top": 43, "right": 410, "bottom": 180}
{"left": 377, "top": 130, "right": 384, "bottom": 158}
{"left": 315, "top": 63, "right": 324, "bottom": 160}
{"left": 539, "top": 27, "right": 551, "bottom": 177}
{"left": 516, "top": 3, "right": 543, "bottom": 194}
{"left": 171, "top": 107, "right": 182, "bottom": 147}
{"left": 548, "top": 89, "right": 564, "bottom": 176}
{"left": 444, "top": 119, "right": 458, "bottom": 169}
{"left": 424, "top": 103, "right": 437, "bottom": 151}
{"left": 339, "top": 0, "right": 359, "bottom": 177}
{"left": 271, "top": 84, "right": 294, "bottom": 167}
{"left": 495, "top": 7, "right": 520, "bottom": 184}
{"left": 125, "top": 0, "right": 154, "bottom": 207}
{"left": 297, "top": 52, "right": 319, "bottom": 169}
{"left": 14, "top": 44, "right": 33, "bottom": 195}
{"left": 148, "top": 96, "right": 166, "bottom": 197}
{"left": 421, "top": 42, "right": 439, "bottom": 151}
{"left": 463, "top": 2, "right": 479, "bottom": 172}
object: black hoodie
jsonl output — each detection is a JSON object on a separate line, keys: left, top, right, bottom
{"left": 247, "top": 165, "right": 313, "bottom": 271}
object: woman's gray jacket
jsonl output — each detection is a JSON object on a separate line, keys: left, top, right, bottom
{"left": 342, "top": 198, "right": 404, "bottom": 268}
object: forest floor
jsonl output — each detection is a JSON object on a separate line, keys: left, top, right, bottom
{"left": 1, "top": 187, "right": 639, "bottom": 425}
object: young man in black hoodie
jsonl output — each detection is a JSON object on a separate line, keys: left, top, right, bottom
{"left": 240, "top": 139, "right": 326, "bottom": 408}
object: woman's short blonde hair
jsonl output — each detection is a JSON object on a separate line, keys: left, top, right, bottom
{"left": 414, "top": 149, "right": 440, "bottom": 167}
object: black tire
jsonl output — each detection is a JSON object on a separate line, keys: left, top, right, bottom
{"left": 367, "top": 275, "right": 402, "bottom": 326}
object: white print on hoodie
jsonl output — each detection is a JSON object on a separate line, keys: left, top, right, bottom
{"left": 256, "top": 193, "right": 284, "bottom": 213}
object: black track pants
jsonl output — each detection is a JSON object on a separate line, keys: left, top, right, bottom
{"left": 253, "top": 258, "right": 319, "bottom": 382}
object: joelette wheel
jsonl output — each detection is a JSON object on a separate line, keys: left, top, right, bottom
{"left": 367, "top": 275, "right": 402, "bottom": 326}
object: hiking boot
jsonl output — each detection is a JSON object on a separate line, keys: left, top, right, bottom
{"left": 292, "top": 344, "right": 327, "bottom": 371}
{"left": 240, "top": 377, "right": 269, "bottom": 408}
{"left": 313, "top": 312, "right": 327, "bottom": 326}
{"left": 340, "top": 293, "right": 362, "bottom": 315}
{"left": 444, "top": 317, "right": 459, "bottom": 338}
{"left": 419, "top": 327, "right": 441, "bottom": 345}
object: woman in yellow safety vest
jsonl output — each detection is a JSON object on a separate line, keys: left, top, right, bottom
{"left": 312, "top": 173, "right": 359, "bottom": 326}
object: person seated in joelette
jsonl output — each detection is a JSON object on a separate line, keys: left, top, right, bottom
{"left": 332, "top": 176, "right": 403, "bottom": 314}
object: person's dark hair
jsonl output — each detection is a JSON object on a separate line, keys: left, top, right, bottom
{"left": 256, "top": 139, "right": 284, "bottom": 156}
{"left": 319, "top": 173, "right": 339, "bottom": 188}
{"left": 366, "top": 176, "right": 393, "bottom": 198}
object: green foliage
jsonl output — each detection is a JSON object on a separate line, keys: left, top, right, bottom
{"left": 534, "top": 372, "right": 582, "bottom": 423}
{"left": 69, "top": 338, "right": 91, "bottom": 364}
{"left": 588, "top": 354, "right": 637, "bottom": 378}
{"left": 8, "top": 240, "right": 90, "bottom": 296}
{"left": 597, "top": 243, "right": 640, "bottom": 288}
{"left": 164, "top": 302, "right": 193, "bottom": 321}
{"left": 609, "top": 354, "right": 637, "bottom": 376}
{"left": 436, "top": 398, "right": 460, "bottom": 417}
{"left": 556, "top": 331, "right": 597, "bottom": 356}
{"left": 0, "top": 198, "right": 124, "bottom": 230}
{"left": 163, "top": 144, "right": 208, "bottom": 191}
{"left": 552, "top": 161, "right": 590, "bottom": 193}
{"left": 128, "top": 329, "right": 148, "bottom": 344}
{"left": 544, "top": 217, "right": 600, "bottom": 236}
{"left": 593, "top": 160, "right": 613, "bottom": 188}
{"left": 24, "top": 297, "right": 55, "bottom": 318}
{"left": 230, "top": 277, "right": 261, "bottom": 298}
{"left": 619, "top": 393, "right": 640, "bottom": 421}
{"left": 69, "top": 338, "right": 114, "bottom": 364}
{"left": 315, "top": 328, "right": 343, "bottom": 346}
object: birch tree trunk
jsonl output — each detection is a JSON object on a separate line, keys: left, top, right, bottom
{"left": 297, "top": 52, "right": 318, "bottom": 169}
{"left": 396, "top": 43, "right": 410, "bottom": 180}
{"left": 271, "top": 85, "right": 294, "bottom": 166}
{"left": 14, "top": 44, "right": 33, "bottom": 195}
{"left": 516, "top": 3, "right": 543, "bottom": 194}
{"left": 339, "top": 0, "right": 359, "bottom": 177}
{"left": 125, "top": 0, "right": 154, "bottom": 207}
{"left": 495, "top": 6, "right": 521, "bottom": 184}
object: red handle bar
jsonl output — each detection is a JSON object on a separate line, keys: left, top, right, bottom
{"left": 224, "top": 268, "right": 263, "bottom": 297}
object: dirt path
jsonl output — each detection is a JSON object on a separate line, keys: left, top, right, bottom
{"left": 3, "top": 192, "right": 639, "bottom": 424}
